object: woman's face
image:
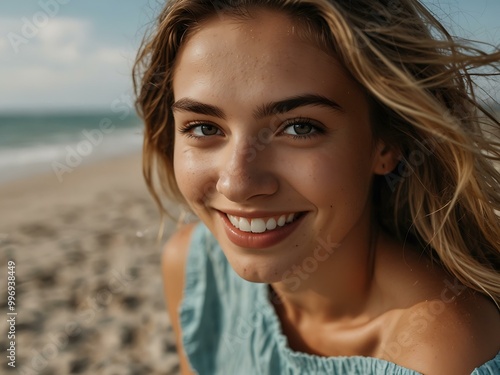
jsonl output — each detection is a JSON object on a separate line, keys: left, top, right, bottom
{"left": 172, "top": 10, "right": 392, "bottom": 283}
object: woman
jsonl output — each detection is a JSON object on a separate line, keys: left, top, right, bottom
{"left": 134, "top": 0, "right": 500, "bottom": 373}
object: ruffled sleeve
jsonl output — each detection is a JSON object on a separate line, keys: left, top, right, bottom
{"left": 179, "top": 223, "right": 220, "bottom": 374}
{"left": 179, "top": 223, "right": 245, "bottom": 375}
{"left": 471, "top": 352, "right": 500, "bottom": 375}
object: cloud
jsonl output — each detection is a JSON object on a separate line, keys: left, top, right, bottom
{"left": 37, "top": 18, "right": 90, "bottom": 63}
{"left": 0, "top": 37, "right": 7, "bottom": 54}
{"left": 94, "top": 48, "right": 129, "bottom": 65}
{"left": 0, "top": 16, "right": 136, "bottom": 110}
{"left": 0, "top": 17, "right": 90, "bottom": 62}
{"left": 0, "top": 18, "right": 21, "bottom": 55}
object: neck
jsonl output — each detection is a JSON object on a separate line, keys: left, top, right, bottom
{"left": 269, "top": 217, "right": 379, "bottom": 324}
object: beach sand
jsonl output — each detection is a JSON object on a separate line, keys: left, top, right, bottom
{"left": 0, "top": 153, "right": 180, "bottom": 374}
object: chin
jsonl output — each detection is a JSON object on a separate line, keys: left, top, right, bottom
{"left": 222, "top": 251, "right": 294, "bottom": 285}
{"left": 234, "top": 267, "right": 283, "bottom": 284}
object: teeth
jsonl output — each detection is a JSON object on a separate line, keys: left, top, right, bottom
{"left": 277, "top": 215, "right": 286, "bottom": 227}
{"left": 250, "top": 219, "right": 266, "bottom": 233}
{"left": 266, "top": 218, "right": 277, "bottom": 231}
{"left": 239, "top": 218, "right": 251, "bottom": 232}
{"left": 229, "top": 215, "right": 238, "bottom": 227}
{"left": 227, "top": 213, "right": 299, "bottom": 233}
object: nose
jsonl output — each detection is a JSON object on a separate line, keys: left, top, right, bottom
{"left": 215, "top": 140, "right": 279, "bottom": 203}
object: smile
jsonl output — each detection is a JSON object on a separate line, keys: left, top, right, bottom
{"left": 226, "top": 213, "right": 299, "bottom": 233}
{"left": 218, "top": 210, "right": 306, "bottom": 249}
{"left": 219, "top": 211, "right": 307, "bottom": 249}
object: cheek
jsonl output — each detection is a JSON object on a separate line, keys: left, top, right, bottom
{"left": 173, "top": 145, "right": 215, "bottom": 208}
{"left": 286, "top": 147, "right": 374, "bottom": 210}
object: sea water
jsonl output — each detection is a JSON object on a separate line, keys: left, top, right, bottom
{"left": 0, "top": 111, "right": 143, "bottom": 184}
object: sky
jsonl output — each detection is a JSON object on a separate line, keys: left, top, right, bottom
{"left": 0, "top": 0, "right": 498, "bottom": 112}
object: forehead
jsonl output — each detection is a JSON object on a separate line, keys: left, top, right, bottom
{"left": 175, "top": 11, "right": 325, "bottom": 72}
{"left": 172, "top": 9, "right": 366, "bottom": 110}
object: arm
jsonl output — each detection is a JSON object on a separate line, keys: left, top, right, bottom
{"left": 162, "top": 223, "right": 197, "bottom": 375}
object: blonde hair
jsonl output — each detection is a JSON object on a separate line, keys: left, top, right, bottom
{"left": 133, "top": 0, "right": 500, "bottom": 305}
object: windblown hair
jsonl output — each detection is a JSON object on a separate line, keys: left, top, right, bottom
{"left": 133, "top": 0, "right": 500, "bottom": 304}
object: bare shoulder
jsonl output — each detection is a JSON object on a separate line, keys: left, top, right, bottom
{"left": 162, "top": 222, "right": 198, "bottom": 375}
{"left": 162, "top": 221, "right": 198, "bottom": 310}
{"left": 382, "top": 290, "right": 500, "bottom": 375}
{"left": 374, "top": 236, "right": 499, "bottom": 374}
{"left": 162, "top": 222, "right": 198, "bottom": 275}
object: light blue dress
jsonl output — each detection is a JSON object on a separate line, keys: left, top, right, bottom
{"left": 179, "top": 223, "right": 500, "bottom": 374}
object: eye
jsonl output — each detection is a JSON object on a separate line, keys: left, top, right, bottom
{"left": 281, "top": 118, "right": 323, "bottom": 138}
{"left": 283, "top": 123, "right": 314, "bottom": 136}
{"left": 179, "top": 122, "right": 223, "bottom": 138}
{"left": 192, "top": 124, "right": 221, "bottom": 136}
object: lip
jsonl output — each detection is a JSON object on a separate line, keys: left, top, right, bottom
{"left": 219, "top": 209, "right": 298, "bottom": 219}
{"left": 217, "top": 210, "right": 306, "bottom": 249}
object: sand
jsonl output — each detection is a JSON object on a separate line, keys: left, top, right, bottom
{"left": 0, "top": 153, "right": 181, "bottom": 375}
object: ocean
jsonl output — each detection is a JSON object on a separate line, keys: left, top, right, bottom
{"left": 0, "top": 111, "right": 144, "bottom": 184}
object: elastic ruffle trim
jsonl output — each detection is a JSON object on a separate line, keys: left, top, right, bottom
{"left": 255, "top": 283, "right": 423, "bottom": 375}
{"left": 471, "top": 352, "right": 500, "bottom": 375}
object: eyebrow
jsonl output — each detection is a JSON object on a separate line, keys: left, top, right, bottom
{"left": 171, "top": 98, "right": 225, "bottom": 118}
{"left": 171, "top": 94, "right": 343, "bottom": 120}
{"left": 255, "top": 94, "right": 343, "bottom": 118}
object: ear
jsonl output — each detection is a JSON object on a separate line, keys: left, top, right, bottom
{"left": 373, "top": 141, "right": 400, "bottom": 175}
